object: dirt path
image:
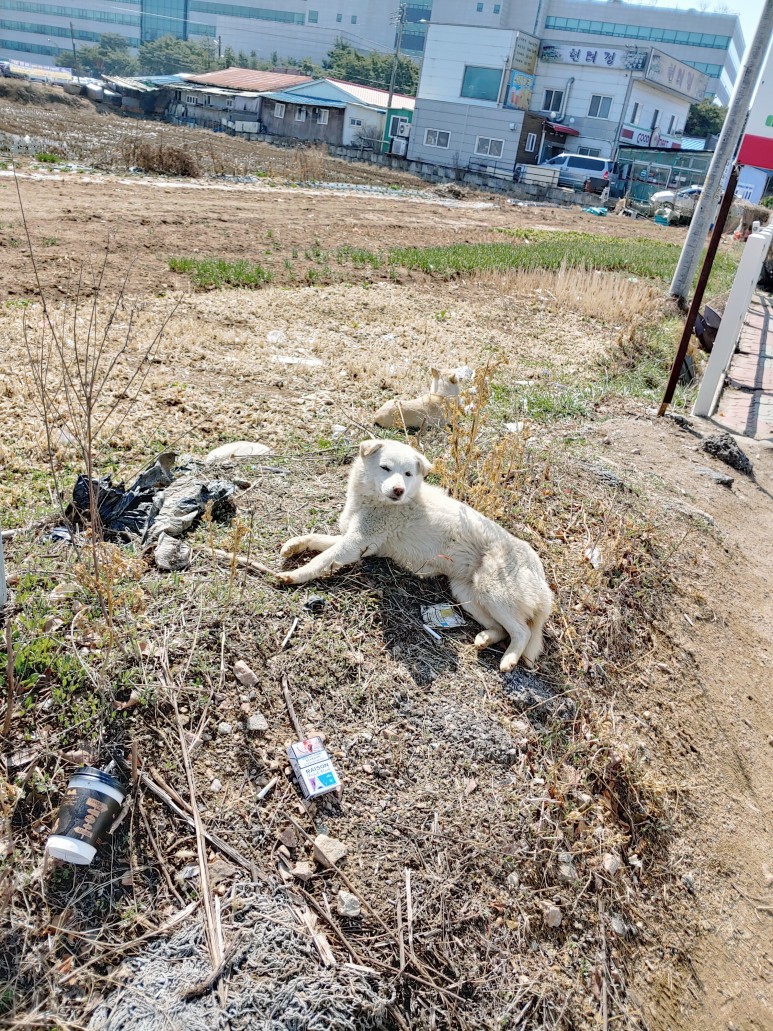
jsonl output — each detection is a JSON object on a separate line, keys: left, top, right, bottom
{"left": 586, "top": 412, "right": 773, "bottom": 1030}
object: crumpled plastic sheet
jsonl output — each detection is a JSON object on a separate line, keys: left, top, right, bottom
{"left": 70, "top": 454, "right": 236, "bottom": 544}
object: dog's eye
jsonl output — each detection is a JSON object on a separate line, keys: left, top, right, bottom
{"left": 380, "top": 465, "right": 391, "bottom": 472}
{"left": 404, "top": 471, "right": 412, "bottom": 478}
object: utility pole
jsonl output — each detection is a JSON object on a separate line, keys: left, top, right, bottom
{"left": 218, "top": 35, "right": 222, "bottom": 61}
{"left": 385, "top": 3, "right": 407, "bottom": 152}
{"left": 69, "top": 21, "right": 78, "bottom": 77}
{"left": 669, "top": 0, "right": 773, "bottom": 306}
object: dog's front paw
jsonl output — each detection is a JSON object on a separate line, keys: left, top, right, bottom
{"left": 274, "top": 569, "right": 300, "bottom": 585}
{"left": 499, "top": 653, "right": 521, "bottom": 673}
{"left": 280, "top": 536, "right": 310, "bottom": 558}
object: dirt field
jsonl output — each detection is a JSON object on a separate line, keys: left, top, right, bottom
{"left": 0, "top": 95, "right": 771, "bottom": 1031}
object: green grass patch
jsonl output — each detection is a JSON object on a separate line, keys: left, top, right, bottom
{"left": 489, "top": 379, "right": 596, "bottom": 424}
{"left": 389, "top": 230, "right": 737, "bottom": 292}
{"left": 335, "top": 245, "right": 383, "bottom": 269}
{"left": 168, "top": 257, "right": 272, "bottom": 288}
{"left": 603, "top": 316, "right": 695, "bottom": 409}
{"left": 34, "top": 151, "right": 59, "bottom": 163}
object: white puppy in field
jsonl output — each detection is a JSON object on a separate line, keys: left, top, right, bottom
{"left": 278, "top": 439, "right": 553, "bottom": 671}
{"left": 373, "top": 367, "right": 461, "bottom": 430}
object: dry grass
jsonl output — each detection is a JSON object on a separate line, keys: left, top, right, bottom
{"left": 490, "top": 262, "right": 667, "bottom": 327}
{"left": 121, "top": 137, "right": 202, "bottom": 177}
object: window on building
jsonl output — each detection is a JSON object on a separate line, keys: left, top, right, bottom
{"left": 336, "top": 12, "right": 342, "bottom": 22}
{"left": 308, "top": 10, "right": 318, "bottom": 23}
{"left": 424, "top": 128, "right": 450, "bottom": 148}
{"left": 494, "top": 3, "right": 501, "bottom": 12}
{"left": 578, "top": 146, "right": 601, "bottom": 157}
{"left": 460, "top": 65, "right": 501, "bottom": 101}
{"left": 350, "top": 117, "right": 362, "bottom": 126}
{"left": 389, "top": 114, "right": 408, "bottom": 137}
{"left": 651, "top": 108, "right": 660, "bottom": 129}
{"left": 295, "top": 108, "right": 306, "bottom": 121}
{"left": 351, "top": 14, "right": 357, "bottom": 23}
{"left": 225, "top": 97, "right": 234, "bottom": 108}
{"left": 475, "top": 136, "right": 504, "bottom": 158}
{"left": 588, "top": 94, "right": 612, "bottom": 119}
{"left": 316, "top": 108, "right": 329, "bottom": 124}
{"left": 524, "top": 132, "right": 537, "bottom": 152}
{"left": 476, "top": 2, "right": 483, "bottom": 10}
{"left": 542, "top": 88, "right": 563, "bottom": 113}
{"left": 668, "top": 114, "right": 675, "bottom": 134}
{"left": 630, "top": 101, "right": 639, "bottom": 124}
{"left": 274, "top": 102, "right": 285, "bottom": 118}
{"left": 185, "top": 94, "right": 197, "bottom": 104}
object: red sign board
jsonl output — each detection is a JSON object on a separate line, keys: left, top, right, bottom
{"left": 738, "top": 43, "right": 773, "bottom": 170}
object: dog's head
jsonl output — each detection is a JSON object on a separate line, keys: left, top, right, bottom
{"left": 358, "top": 439, "right": 432, "bottom": 504}
{"left": 429, "top": 367, "right": 461, "bottom": 398}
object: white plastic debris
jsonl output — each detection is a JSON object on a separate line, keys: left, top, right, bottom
{"left": 205, "top": 441, "right": 272, "bottom": 463}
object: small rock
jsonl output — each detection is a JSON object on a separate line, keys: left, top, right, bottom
{"left": 290, "top": 860, "right": 314, "bottom": 882}
{"left": 278, "top": 826, "right": 298, "bottom": 849}
{"left": 217, "top": 722, "right": 233, "bottom": 736}
{"left": 313, "top": 833, "right": 348, "bottom": 869}
{"left": 336, "top": 889, "right": 361, "bottom": 917}
{"left": 543, "top": 904, "right": 562, "bottom": 928}
{"left": 506, "top": 871, "right": 520, "bottom": 890}
{"left": 698, "top": 432, "right": 753, "bottom": 476}
{"left": 210, "top": 779, "right": 223, "bottom": 793}
{"left": 681, "top": 873, "right": 696, "bottom": 893}
{"left": 557, "top": 852, "right": 577, "bottom": 883}
{"left": 245, "top": 712, "right": 268, "bottom": 734}
{"left": 610, "top": 914, "right": 628, "bottom": 936}
{"left": 602, "top": 853, "right": 622, "bottom": 876}
{"left": 695, "top": 465, "right": 733, "bottom": 488}
{"left": 234, "top": 661, "right": 259, "bottom": 687}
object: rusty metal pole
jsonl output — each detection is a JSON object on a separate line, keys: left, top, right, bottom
{"left": 658, "top": 164, "right": 739, "bottom": 417}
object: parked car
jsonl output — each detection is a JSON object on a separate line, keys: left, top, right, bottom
{"left": 537, "top": 152, "right": 619, "bottom": 193}
{"left": 650, "top": 184, "right": 703, "bottom": 213}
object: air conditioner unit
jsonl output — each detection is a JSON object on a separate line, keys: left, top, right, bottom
{"left": 397, "top": 121, "right": 411, "bottom": 137}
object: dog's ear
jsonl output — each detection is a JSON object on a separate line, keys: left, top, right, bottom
{"left": 429, "top": 366, "right": 440, "bottom": 379}
{"left": 448, "top": 372, "right": 459, "bottom": 384}
{"left": 415, "top": 452, "right": 433, "bottom": 477}
{"left": 359, "top": 439, "right": 384, "bottom": 458}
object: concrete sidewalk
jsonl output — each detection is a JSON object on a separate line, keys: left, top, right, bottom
{"left": 713, "top": 293, "right": 773, "bottom": 441}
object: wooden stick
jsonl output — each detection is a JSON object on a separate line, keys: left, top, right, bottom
{"left": 174, "top": 697, "right": 222, "bottom": 969}
{"left": 280, "top": 616, "right": 299, "bottom": 652}
{"left": 196, "top": 545, "right": 277, "bottom": 577}
{"left": 140, "top": 772, "right": 260, "bottom": 879}
{"left": 282, "top": 674, "right": 304, "bottom": 739}
{"left": 2, "top": 604, "right": 15, "bottom": 738}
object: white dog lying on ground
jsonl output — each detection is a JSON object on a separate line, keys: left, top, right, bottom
{"left": 277, "top": 439, "right": 553, "bottom": 671}
{"left": 373, "top": 367, "right": 461, "bottom": 430}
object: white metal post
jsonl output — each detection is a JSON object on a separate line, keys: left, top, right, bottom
{"left": 669, "top": 0, "right": 773, "bottom": 304}
{"left": 693, "top": 225, "right": 773, "bottom": 417}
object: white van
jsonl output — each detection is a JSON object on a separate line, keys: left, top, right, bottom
{"left": 538, "top": 153, "right": 619, "bottom": 192}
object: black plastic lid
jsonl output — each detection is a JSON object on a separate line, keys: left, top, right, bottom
{"left": 71, "top": 766, "right": 125, "bottom": 792}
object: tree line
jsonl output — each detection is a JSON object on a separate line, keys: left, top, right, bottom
{"left": 57, "top": 35, "right": 420, "bottom": 96}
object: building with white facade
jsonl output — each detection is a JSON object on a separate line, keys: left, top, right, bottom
{"left": 0, "top": 1, "right": 433, "bottom": 68}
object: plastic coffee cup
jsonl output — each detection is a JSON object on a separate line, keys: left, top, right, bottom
{"left": 47, "top": 767, "right": 125, "bottom": 865}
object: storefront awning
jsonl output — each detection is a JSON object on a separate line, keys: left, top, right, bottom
{"left": 545, "top": 121, "right": 579, "bottom": 136}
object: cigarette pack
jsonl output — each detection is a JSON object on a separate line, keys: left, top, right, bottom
{"left": 287, "top": 736, "right": 341, "bottom": 799}
{"left": 421, "top": 603, "right": 466, "bottom": 629}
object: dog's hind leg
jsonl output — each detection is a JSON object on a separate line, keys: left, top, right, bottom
{"left": 281, "top": 534, "right": 340, "bottom": 558}
{"left": 522, "top": 605, "right": 550, "bottom": 665}
{"left": 450, "top": 586, "right": 507, "bottom": 649}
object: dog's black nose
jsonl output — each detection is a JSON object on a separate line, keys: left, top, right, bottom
{"left": 392, "top": 485, "right": 404, "bottom": 497}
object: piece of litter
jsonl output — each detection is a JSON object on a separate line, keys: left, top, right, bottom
{"left": 505, "top": 422, "right": 525, "bottom": 433}
{"left": 205, "top": 441, "right": 271, "bottom": 463}
{"left": 584, "top": 546, "right": 603, "bottom": 570}
{"left": 303, "top": 595, "right": 326, "bottom": 614}
{"left": 271, "top": 355, "right": 324, "bottom": 367}
{"left": 422, "top": 624, "right": 442, "bottom": 642}
{"left": 288, "top": 736, "right": 341, "bottom": 799}
{"left": 421, "top": 603, "right": 466, "bottom": 629}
